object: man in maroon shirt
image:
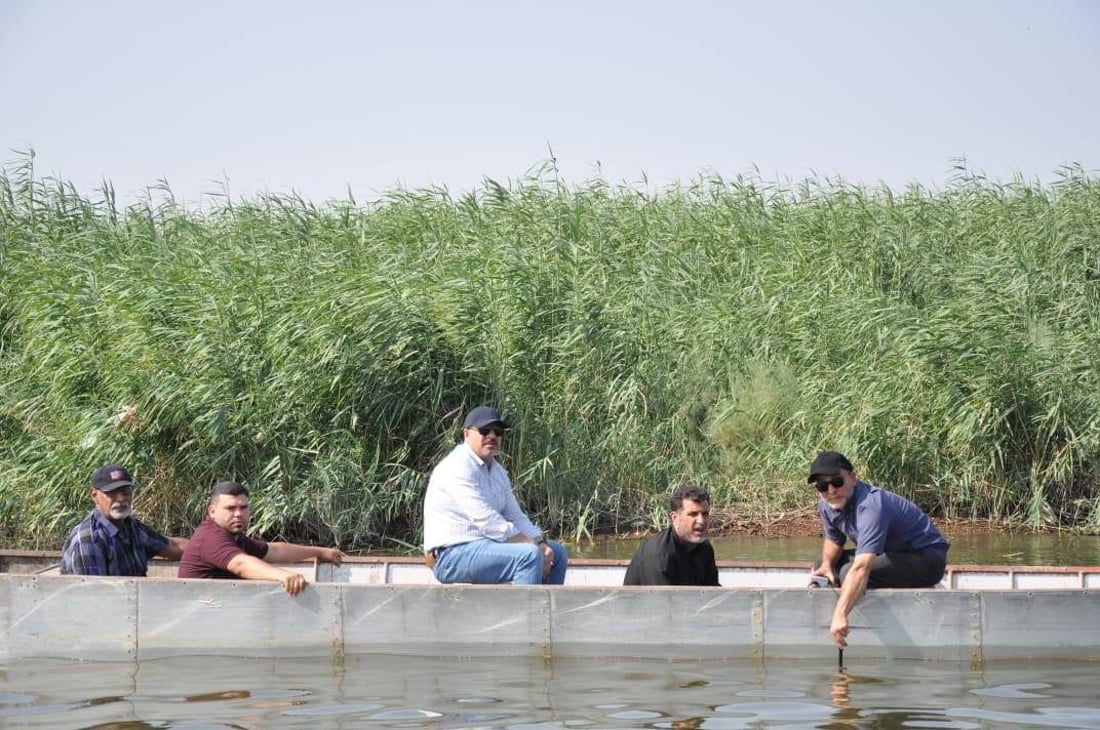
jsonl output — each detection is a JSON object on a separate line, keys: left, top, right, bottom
{"left": 178, "top": 481, "right": 344, "bottom": 596}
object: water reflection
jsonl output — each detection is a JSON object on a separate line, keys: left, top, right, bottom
{"left": 1, "top": 655, "right": 1098, "bottom": 728}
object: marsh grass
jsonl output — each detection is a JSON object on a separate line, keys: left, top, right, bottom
{"left": 2, "top": 156, "right": 1099, "bottom": 549}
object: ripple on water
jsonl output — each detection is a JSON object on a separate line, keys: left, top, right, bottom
{"left": 971, "top": 682, "right": 1052, "bottom": 699}
{"left": 714, "top": 700, "right": 834, "bottom": 722}
{"left": 281, "top": 703, "right": 383, "bottom": 716}
{"left": 735, "top": 689, "right": 804, "bottom": 699}
{"left": 455, "top": 695, "right": 501, "bottom": 704}
{"left": 606, "top": 708, "right": 663, "bottom": 720}
{"left": 948, "top": 705, "right": 1100, "bottom": 728}
{"left": 370, "top": 708, "right": 444, "bottom": 720}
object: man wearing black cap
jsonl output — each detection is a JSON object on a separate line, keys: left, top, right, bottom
{"left": 807, "top": 450, "right": 950, "bottom": 648}
{"left": 60, "top": 463, "right": 188, "bottom": 576}
{"left": 422, "top": 405, "right": 568, "bottom": 584}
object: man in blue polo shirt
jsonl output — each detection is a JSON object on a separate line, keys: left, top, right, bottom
{"left": 60, "top": 463, "right": 188, "bottom": 576}
{"left": 806, "top": 451, "right": 950, "bottom": 648}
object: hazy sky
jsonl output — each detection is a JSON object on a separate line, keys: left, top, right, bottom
{"left": 2, "top": 1, "right": 1098, "bottom": 205}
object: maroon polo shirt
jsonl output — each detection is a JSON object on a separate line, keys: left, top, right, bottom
{"left": 177, "top": 518, "right": 269, "bottom": 579}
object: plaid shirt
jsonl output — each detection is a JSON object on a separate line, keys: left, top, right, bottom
{"left": 60, "top": 509, "right": 170, "bottom": 576}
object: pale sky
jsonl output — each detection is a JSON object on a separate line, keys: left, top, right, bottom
{"left": 2, "top": 1, "right": 1098, "bottom": 205}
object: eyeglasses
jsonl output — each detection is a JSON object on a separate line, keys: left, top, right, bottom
{"left": 814, "top": 475, "right": 845, "bottom": 492}
{"left": 476, "top": 425, "right": 505, "bottom": 437}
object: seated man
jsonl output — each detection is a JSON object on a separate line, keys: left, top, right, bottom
{"left": 624, "top": 484, "right": 720, "bottom": 586}
{"left": 61, "top": 463, "right": 188, "bottom": 576}
{"left": 422, "top": 405, "right": 568, "bottom": 584}
{"left": 178, "top": 481, "right": 344, "bottom": 596}
{"left": 807, "top": 450, "right": 951, "bottom": 648}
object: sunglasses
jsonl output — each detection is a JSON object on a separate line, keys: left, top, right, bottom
{"left": 476, "top": 425, "right": 505, "bottom": 437}
{"left": 814, "top": 475, "right": 845, "bottom": 492}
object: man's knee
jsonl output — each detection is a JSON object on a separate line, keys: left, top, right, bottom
{"left": 517, "top": 543, "right": 542, "bottom": 566}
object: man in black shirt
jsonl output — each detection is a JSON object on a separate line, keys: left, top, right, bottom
{"left": 623, "top": 484, "right": 719, "bottom": 586}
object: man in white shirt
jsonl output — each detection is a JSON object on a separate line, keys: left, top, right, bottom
{"left": 422, "top": 405, "right": 568, "bottom": 584}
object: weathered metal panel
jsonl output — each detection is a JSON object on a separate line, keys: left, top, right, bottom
{"left": 1014, "top": 572, "right": 1084, "bottom": 590}
{"left": 340, "top": 584, "right": 551, "bottom": 656}
{"left": 4, "top": 575, "right": 1099, "bottom": 661}
{"left": 387, "top": 563, "right": 434, "bottom": 584}
{"left": 952, "top": 571, "right": 1011, "bottom": 590}
{"left": 762, "top": 589, "right": 981, "bottom": 661}
{"left": 320, "top": 562, "right": 388, "bottom": 584}
{"left": 720, "top": 568, "right": 808, "bottom": 588}
{"left": 978, "top": 591, "right": 1098, "bottom": 660}
{"left": 550, "top": 587, "right": 762, "bottom": 658}
{"left": 135, "top": 578, "right": 342, "bottom": 660}
{"left": 0, "top": 575, "right": 138, "bottom": 661}
{"left": 564, "top": 565, "right": 628, "bottom": 586}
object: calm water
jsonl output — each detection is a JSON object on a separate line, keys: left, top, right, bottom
{"left": 570, "top": 532, "right": 1100, "bottom": 565}
{"left": 2, "top": 654, "right": 1099, "bottom": 729}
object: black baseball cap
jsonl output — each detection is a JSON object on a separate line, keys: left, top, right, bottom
{"left": 463, "top": 405, "right": 508, "bottom": 429}
{"left": 91, "top": 464, "right": 134, "bottom": 492}
{"left": 807, "top": 451, "right": 853, "bottom": 483}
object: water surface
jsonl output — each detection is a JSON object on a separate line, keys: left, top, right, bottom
{"left": 2, "top": 655, "right": 1098, "bottom": 729}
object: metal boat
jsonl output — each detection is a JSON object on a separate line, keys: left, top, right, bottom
{"left": 2, "top": 550, "right": 1097, "bottom": 663}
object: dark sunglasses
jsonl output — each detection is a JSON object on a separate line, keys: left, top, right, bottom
{"left": 814, "top": 475, "right": 845, "bottom": 492}
{"left": 476, "top": 425, "right": 505, "bottom": 437}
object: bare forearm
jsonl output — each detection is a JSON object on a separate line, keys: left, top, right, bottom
{"left": 828, "top": 554, "right": 871, "bottom": 648}
{"left": 834, "top": 561, "right": 870, "bottom": 619}
{"left": 226, "top": 553, "right": 308, "bottom": 596}
{"left": 265, "top": 542, "right": 343, "bottom": 564}
{"left": 227, "top": 554, "right": 297, "bottom": 582}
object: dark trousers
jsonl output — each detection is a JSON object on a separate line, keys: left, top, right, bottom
{"left": 815, "top": 548, "right": 947, "bottom": 588}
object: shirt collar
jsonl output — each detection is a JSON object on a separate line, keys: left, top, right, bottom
{"left": 91, "top": 508, "right": 124, "bottom": 537}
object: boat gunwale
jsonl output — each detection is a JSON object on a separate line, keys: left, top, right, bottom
{"left": 2, "top": 548, "right": 1098, "bottom": 575}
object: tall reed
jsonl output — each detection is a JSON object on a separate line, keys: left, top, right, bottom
{"left": 2, "top": 156, "right": 1098, "bottom": 550}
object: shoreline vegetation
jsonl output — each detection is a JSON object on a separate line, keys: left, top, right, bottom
{"left": 2, "top": 155, "right": 1099, "bottom": 551}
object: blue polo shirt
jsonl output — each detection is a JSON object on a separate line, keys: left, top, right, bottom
{"left": 819, "top": 481, "right": 949, "bottom": 556}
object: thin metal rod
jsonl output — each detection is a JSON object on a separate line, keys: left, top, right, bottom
{"left": 838, "top": 647, "right": 844, "bottom": 669}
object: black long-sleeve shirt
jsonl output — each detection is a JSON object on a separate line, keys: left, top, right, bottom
{"left": 623, "top": 526, "right": 720, "bottom": 586}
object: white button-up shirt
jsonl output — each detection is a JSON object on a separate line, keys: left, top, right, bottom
{"left": 422, "top": 442, "right": 542, "bottom": 552}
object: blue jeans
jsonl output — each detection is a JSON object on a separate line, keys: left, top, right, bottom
{"left": 433, "top": 539, "right": 568, "bottom": 585}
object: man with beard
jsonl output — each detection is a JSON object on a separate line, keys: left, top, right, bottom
{"left": 60, "top": 463, "right": 188, "bottom": 576}
{"left": 807, "top": 451, "right": 950, "bottom": 648}
{"left": 177, "top": 480, "right": 344, "bottom": 596}
{"left": 623, "top": 484, "right": 720, "bottom": 586}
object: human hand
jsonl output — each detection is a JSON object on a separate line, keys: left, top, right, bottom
{"left": 809, "top": 567, "right": 837, "bottom": 587}
{"left": 281, "top": 571, "right": 308, "bottom": 597}
{"left": 830, "top": 614, "right": 850, "bottom": 648}
{"left": 319, "top": 548, "right": 344, "bottom": 565}
{"left": 540, "top": 542, "right": 554, "bottom": 578}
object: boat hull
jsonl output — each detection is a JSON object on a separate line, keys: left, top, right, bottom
{"left": 2, "top": 573, "right": 1095, "bottom": 663}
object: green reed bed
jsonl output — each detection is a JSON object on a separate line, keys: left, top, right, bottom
{"left": 1, "top": 160, "right": 1098, "bottom": 550}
